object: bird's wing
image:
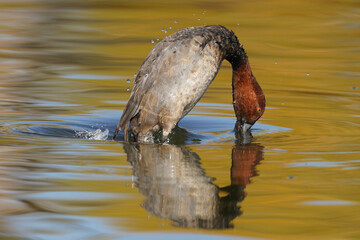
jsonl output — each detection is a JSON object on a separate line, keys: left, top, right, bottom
{"left": 113, "top": 27, "right": 220, "bottom": 138}
{"left": 115, "top": 41, "right": 173, "bottom": 131}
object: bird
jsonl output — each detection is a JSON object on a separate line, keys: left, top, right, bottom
{"left": 113, "top": 25, "right": 265, "bottom": 142}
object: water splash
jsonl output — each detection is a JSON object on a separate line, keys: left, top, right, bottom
{"left": 75, "top": 129, "right": 109, "bottom": 140}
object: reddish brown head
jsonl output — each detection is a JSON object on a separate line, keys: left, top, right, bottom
{"left": 232, "top": 60, "right": 265, "bottom": 133}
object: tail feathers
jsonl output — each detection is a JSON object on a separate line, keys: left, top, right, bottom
{"left": 113, "top": 110, "right": 133, "bottom": 140}
{"left": 112, "top": 120, "right": 123, "bottom": 140}
{"left": 113, "top": 115, "right": 128, "bottom": 139}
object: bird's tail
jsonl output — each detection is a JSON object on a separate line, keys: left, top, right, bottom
{"left": 112, "top": 120, "right": 121, "bottom": 140}
{"left": 113, "top": 118, "right": 128, "bottom": 140}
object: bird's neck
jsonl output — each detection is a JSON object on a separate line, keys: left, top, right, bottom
{"left": 232, "top": 60, "right": 254, "bottom": 85}
{"left": 232, "top": 60, "right": 258, "bottom": 120}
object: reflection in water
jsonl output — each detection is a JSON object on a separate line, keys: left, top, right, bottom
{"left": 124, "top": 143, "right": 263, "bottom": 229}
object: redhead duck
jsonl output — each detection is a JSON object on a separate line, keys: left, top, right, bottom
{"left": 113, "top": 25, "right": 265, "bottom": 142}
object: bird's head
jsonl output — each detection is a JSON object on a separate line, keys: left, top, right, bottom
{"left": 232, "top": 60, "right": 265, "bottom": 134}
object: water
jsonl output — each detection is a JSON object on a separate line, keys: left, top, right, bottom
{"left": 0, "top": 0, "right": 359, "bottom": 239}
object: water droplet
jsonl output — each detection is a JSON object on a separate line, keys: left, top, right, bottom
{"left": 275, "top": 61, "right": 277, "bottom": 64}
{"left": 282, "top": 102, "right": 284, "bottom": 105}
{"left": 126, "top": 88, "right": 130, "bottom": 91}
{"left": 164, "top": 30, "right": 167, "bottom": 33}
{"left": 75, "top": 128, "right": 109, "bottom": 140}
{"left": 237, "top": 23, "right": 240, "bottom": 26}
{"left": 169, "top": 26, "right": 172, "bottom": 29}
{"left": 202, "top": 10, "right": 206, "bottom": 14}
{"left": 161, "top": 28, "right": 165, "bottom": 32}
{"left": 126, "top": 79, "right": 130, "bottom": 83}
{"left": 134, "top": 73, "right": 137, "bottom": 77}
{"left": 197, "top": 18, "right": 200, "bottom": 21}
{"left": 174, "top": 20, "right": 178, "bottom": 24}
{"left": 307, "top": 73, "right": 310, "bottom": 76}
{"left": 151, "top": 40, "right": 154, "bottom": 43}
{"left": 156, "top": 38, "right": 160, "bottom": 41}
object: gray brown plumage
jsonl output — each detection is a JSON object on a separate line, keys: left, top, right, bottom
{"left": 113, "top": 25, "right": 265, "bottom": 142}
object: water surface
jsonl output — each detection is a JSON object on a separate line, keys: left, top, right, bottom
{"left": 0, "top": 0, "right": 359, "bottom": 239}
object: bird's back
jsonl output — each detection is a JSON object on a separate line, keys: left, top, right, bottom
{"left": 115, "top": 25, "right": 238, "bottom": 141}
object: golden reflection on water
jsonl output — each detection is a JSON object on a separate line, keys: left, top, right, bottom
{"left": 124, "top": 143, "right": 263, "bottom": 229}
{"left": 0, "top": 0, "right": 359, "bottom": 239}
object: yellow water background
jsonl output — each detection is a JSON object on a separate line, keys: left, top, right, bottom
{"left": 0, "top": 0, "right": 359, "bottom": 239}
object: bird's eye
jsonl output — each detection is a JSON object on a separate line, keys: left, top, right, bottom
{"left": 257, "top": 107, "right": 261, "bottom": 112}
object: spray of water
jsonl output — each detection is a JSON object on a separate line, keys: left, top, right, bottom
{"left": 75, "top": 128, "right": 109, "bottom": 140}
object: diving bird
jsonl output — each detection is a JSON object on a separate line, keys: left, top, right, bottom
{"left": 113, "top": 25, "right": 265, "bottom": 142}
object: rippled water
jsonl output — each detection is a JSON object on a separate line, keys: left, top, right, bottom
{"left": 0, "top": 0, "right": 359, "bottom": 239}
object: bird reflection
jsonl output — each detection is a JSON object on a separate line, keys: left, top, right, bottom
{"left": 124, "top": 142, "right": 263, "bottom": 229}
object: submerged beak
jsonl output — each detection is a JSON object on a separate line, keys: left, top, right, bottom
{"left": 235, "top": 121, "right": 253, "bottom": 144}
{"left": 236, "top": 120, "right": 252, "bottom": 133}
{"left": 235, "top": 120, "right": 253, "bottom": 136}
{"left": 241, "top": 122, "right": 252, "bottom": 133}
